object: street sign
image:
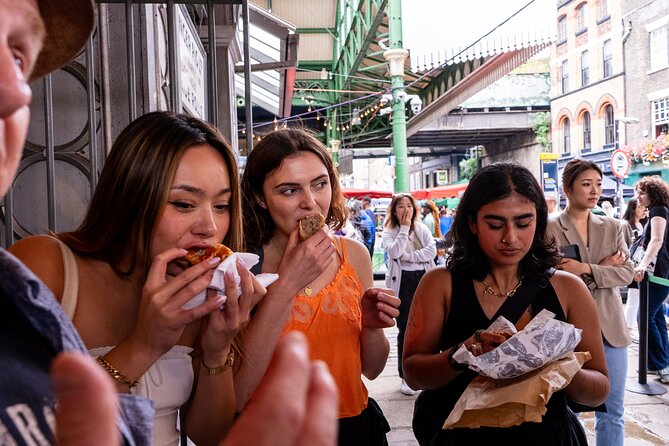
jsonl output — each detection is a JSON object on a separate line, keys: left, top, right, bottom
{"left": 539, "top": 153, "right": 559, "bottom": 195}
{"left": 610, "top": 149, "right": 631, "bottom": 179}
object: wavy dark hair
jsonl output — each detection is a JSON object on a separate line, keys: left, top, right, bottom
{"left": 58, "top": 111, "right": 242, "bottom": 276}
{"left": 635, "top": 175, "right": 669, "bottom": 207}
{"left": 446, "top": 161, "right": 560, "bottom": 280}
{"left": 241, "top": 128, "right": 346, "bottom": 248}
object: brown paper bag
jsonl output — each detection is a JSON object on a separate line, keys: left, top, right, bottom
{"left": 443, "top": 351, "right": 591, "bottom": 429}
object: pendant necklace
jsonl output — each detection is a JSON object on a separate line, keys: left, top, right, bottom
{"left": 481, "top": 276, "right": 524, "bottom": 298}
{"left": 271, "top": 237, "right": 313, "bottom": 296}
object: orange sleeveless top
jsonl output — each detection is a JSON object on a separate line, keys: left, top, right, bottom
{"left": 281, "top": 237, "right": 368, "bottom": 418}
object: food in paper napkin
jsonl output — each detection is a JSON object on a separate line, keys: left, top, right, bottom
{"left": 175, "top": 243, "right": 234, "bottom": 269}
{"left": 452, "top": 309, "right": 582, "bottom": 379}
{"left": 443, "top": 351, "right": 591, "bottom": 429}
{"left": 182, "top": 252, "right": 278, "bottom": 310}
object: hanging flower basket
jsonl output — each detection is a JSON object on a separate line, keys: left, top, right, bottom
{"left": 623, "top": 134, "right": 669, "bottom": 165}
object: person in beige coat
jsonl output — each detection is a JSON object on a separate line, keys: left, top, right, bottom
{"left": 547, "top": 158, "right": 634, "bottom": 446}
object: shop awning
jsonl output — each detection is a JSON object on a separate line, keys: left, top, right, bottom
{"left": 412, "top": 182, "right": 468, "bottom": 200}
{"left": 341, "top": 188, "right": 393, "bottom": 199}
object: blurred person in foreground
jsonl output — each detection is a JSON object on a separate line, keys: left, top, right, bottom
{"left": 0, "top": 1, "right": 148, "bottom": 444}
{"left": 404, "top": 162, "right": 608, "bottom": 445}
{"left": 547, "top": 158, "right": 633, "bottom": 446}
{"left": 633, "top": 176, "right": 669, "bottom": 383}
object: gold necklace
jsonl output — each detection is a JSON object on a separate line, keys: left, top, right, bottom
{"left": 270, "top": 237, "right": 313, "bottom": 296}
{"left": 481, "top": 276, "right": 524, "bottom": 299}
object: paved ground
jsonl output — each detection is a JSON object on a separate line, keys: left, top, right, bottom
{"left": 365, "top": 325, "right": 669, "bottom": 445}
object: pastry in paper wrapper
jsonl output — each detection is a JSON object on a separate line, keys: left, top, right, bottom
{"left": 443, "top": 351, "right": 590, "bottom": 429}
{"left": 452, "top": 309, "right": 582, "bottom": 379}
{"left": 182, "top": 252, "right": 278, "bottom": 310}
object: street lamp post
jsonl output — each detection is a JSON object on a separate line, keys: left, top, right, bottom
{"left": 384, "top": 0, "right": 409, "bottom": 193}
{"left": 329, "top": 139, "right": 341, "bottom": 167}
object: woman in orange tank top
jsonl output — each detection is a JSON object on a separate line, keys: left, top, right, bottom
{"left": 241, "top": 128, "right": 400, "bottom": 446}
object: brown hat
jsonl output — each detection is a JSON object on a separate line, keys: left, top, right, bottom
{"left": 30, "top": 0, "right": 95, "bottom": 81}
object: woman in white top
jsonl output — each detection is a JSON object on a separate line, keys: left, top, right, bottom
{"left": 382, "top": 193, "right": 436, "bottom": 395}
{"left": 10, "top": 112, "right": 266, "bottom": 446}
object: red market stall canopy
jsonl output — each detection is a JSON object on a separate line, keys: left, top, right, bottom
{"left": 412, "top": 182, "right": 468, "bottom": 200}
{"left": 341, "top": 188, "right": 393, "bottom": 199}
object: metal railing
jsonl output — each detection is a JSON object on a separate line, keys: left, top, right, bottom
{"left": 2, "top": 0, "right": 253, "bottom": 248}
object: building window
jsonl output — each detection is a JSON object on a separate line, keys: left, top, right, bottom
{"left": 650, "top": 25, "right": 668, "bottom": 72}
{"left": 598, "top": 0, "right": 609, "bottom": 20}
{"left": 561, "top": 60, "right": 569, "bottom": 94}
{"left": 581, "top": 51, "right": 589, "bottom": 86}
{"left": 653, "top": 97, "right": 669, "bottom": 137}
{"left": 576, "top": 4, "right": 587, "bottom": 33}
{"left": 583, "top": 112, "right": 591, "bottom": 150}
{"left": 603, "top": 39, "right": 613, "bottom": 78}
{"left": 604, "top": 105, "right": 615, "bottom": 145}
{"left": 563, "top": 119, "right": 571, "bottom": 154}
{"left": 558, "top": 16, "right": 567, "bottom": 43}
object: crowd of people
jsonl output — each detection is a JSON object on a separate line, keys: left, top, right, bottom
{"left": 2, "top": 2, "right": 669, "bottom": 446}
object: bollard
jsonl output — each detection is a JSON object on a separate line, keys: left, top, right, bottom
{"left": 626, "top": 275, "right": 667, "bottom": 395}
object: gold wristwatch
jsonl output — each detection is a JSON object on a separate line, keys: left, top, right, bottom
{"left": 201, "top": 348, "right": 235, "bottom": 375}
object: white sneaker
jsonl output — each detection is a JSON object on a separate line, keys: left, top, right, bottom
{"left": 400, "top": 379, "right": 416, "bottom": 396}
{"left": 658, "top": 366, "right": 669, "bottom": 384}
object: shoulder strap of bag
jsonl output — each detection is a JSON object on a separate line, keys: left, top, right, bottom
{"left": 497, "top": 270, "right": 552, "bottom": 324}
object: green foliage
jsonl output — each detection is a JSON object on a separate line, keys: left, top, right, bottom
{"left": 532, "top": 112, "right": 551, "bottom": 152}
{"left": 459, "top": 156, "right": 478, "bottom": 180}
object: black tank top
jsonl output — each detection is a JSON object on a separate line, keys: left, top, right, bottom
{"left": 412, "top": 271, "right": 586, "bottom": 446}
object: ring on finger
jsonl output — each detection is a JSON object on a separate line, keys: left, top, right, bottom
{"left": 474, "top": 329, "right": 484, "bottom": 342}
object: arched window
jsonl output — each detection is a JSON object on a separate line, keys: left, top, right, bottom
{"left": 558, "top": 16, "right": 567, "bottom": 43}
{"left": 563, "top": 119, "right": 571, "bottom": 154}
{"left": 583, "top": 112, "right": 591, "bottom": 151}
{"left": 604, "top": 105, "right": 615, "bottom": 145}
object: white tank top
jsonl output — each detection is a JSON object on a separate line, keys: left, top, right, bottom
{"left": 55, "top": 238, "right": 194, "bottom": 446}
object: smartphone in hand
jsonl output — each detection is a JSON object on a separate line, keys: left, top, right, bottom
{"left": 562, "top": 244, "right": 581, "bottom": 262}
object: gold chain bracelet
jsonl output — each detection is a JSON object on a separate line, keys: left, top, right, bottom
{"left": 96, "top": 355, "right": 139, "bottom": 389}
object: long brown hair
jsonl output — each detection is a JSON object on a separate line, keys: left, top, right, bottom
{"left": 58, "top": 111, "right": 242, "bottom": 276}
{"left": 384, "top": 193, "right": 420, "bottom": 232}
{"left": 241, "top": 128, "right": 346, "bottom": 248}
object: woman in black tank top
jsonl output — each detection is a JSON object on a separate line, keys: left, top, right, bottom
{"left": 402, "top": 162, "right": 610, "bottom": 446}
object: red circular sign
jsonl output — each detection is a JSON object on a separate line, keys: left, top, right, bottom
{"left": 610, "top": 149, "right": 631, "bottom": 179}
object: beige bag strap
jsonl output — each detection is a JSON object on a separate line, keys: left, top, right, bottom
{"left": 52, "top": 237, "right": 80, "bottom": 320}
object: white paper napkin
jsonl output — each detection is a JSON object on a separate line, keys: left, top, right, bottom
{"left": 452, "top": 309, "right": 583, "bottom": 379}
{"left": 182, "top": 252, "right": 278, "bottom": 310}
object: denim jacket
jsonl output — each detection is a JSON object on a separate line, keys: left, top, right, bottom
{"left": 0, "top": 249, "right": 154, "bottom": 445}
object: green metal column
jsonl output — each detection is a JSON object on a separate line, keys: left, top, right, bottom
{"left": 386, "top": 0, "right": 408, "bottom": 192}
